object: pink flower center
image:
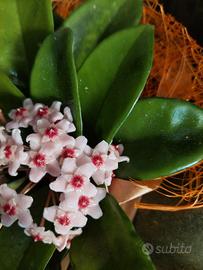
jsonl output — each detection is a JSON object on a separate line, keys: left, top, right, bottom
{"left": 62, "top": 148, "right": 75, "bottom": 158}
{"left": 4, "top": 145, "right": 12, "bottom": 159}
{"left": 45, "top": 127, "right": 58, "bottom": 139}
{"left": 70, "top": 175, "right": 84, "bottom": 188}
{"left": 33, "top": 234, "right": 43, "bottom": 242}
{"left": 3, "top": 204, "right": 16, "bottom": 216}
{"left": 33, "top": 153, "right": 46, "bottom": 167}
{"left": 92, "top": 155, "right": 104, "bottom": 168}
{"left": 37, "top": 107, "right": 49, "bottom": 117}
{"left": 15, "top": 107, "right": 27, "bottom": 118}
{"left": 57, "top": 215, "right": 70, "bottom": 226}
{"left": 78, "top": 196, "right": 90, "bottom": 209}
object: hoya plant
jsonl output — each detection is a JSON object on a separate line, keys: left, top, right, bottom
{"left": 0, "top": 0, "right": 202, "bottom": 269}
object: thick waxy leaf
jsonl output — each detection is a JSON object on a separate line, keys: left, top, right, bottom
{"left": 18, "top": 242, "right": 55, "bottom": 270}
{"left": 0, "top": 0, "right": 54, "bottom": 82}
{"left": 103, "top": 0, "right": 143, "bottom": 37}
{"left": 0, "top": 72, "right": 24, "bottom": 114}
{"left": 31, "top": 28, "right": 82, "bottom": 134}
{"left": 0, "top": 225, "right": 31, "bottom": 270}
{"left": 78, "top": 25, "right": 154, "bottom": 141}
{"left": 0, "top": 186, "right": 55, "bottom": 270}
{"left": 70, "top": 194, "right": 155, "bottom": 270}
{"left": 116, "top": 98, "right": 203, "bottom": 180}
{"left": 63, "top": 0, "right": 143, "bottom": 69}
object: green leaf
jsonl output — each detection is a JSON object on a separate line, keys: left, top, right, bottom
{"left": 0, "top": 225, "right": 31, "bottom": 270}
{"left": 0, "top": 186, "right": 55, "bottom": 270}
{"left": 116, "top": 98, "right": 203, "bottom": 180}
{"left": 70, "top": 194, "right": 155, "bottom": 270}
{"left": 0, "top": 72, "right": 24, "bottom": 114}
{"left": 63, "top": 0, "right": 143, "bottom": 69}
{"left": 78, "top": 25, "right": 154, "bottom": 141}
{"left": 8, "top": 178, "right": 26, "bottom": 190}
{"left": 0, "top": 0, "right": 54, "bottom": 82}
{"left": 31, "top": 28, "right": 82, "bottom": 135}
{"left": 18, "top": 242, "right": 55, "bottom": 270}
{"left": 103, "top": 0, "right": 143, "bottom": 37}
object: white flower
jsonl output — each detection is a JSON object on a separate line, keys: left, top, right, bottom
{"left": 26, "top": 119, "right": 75, "bottom": 152}
{"left": 27, "top": 147, "right": 60, "bottom": 182}
{"left": 0, "top": 129, "right": 28, "bottom": 176}
{"left": 85, "top": 141, "right": 118, "bottom": 186}
{"left": 24, "top": 223, "right": 55, "bottom": 244}
{"left": 0, "top": 184, "right": 33, "bottom": 228}
{"left": 6, "top": 99, "right": 34, "bottom": 130}
{"left": 60, "top": 188, "right": 106, "bottom": 219}
{"left": 54, "top": 228, "right": 82, "bottom": 251}
{"left": 43, "top": 205, "right": 87, "bottom": 235}
{"left": 50, "top": 160, "right": 96, "bottom": 194}
{"left": 31, "top": 101, "right": 64, "bottom": 127}
{"left": 0, "top": 99, "right": 130, "bottom": 250}
{"left": 64, "top": 106, "right": 74, "bottom": 122}
{"left": 109, "top": 144, "right": 130, "bottom": 163}
{"left": 61, "top": 136, "right": 88, "bottom": 160}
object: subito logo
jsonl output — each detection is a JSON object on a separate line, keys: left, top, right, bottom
{"left": 142, "top": 243, "right": 154, "bottom": 255}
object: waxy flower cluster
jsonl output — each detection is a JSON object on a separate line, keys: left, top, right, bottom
{"left": 0, "top": 99, "right": 129, "bottom": 251}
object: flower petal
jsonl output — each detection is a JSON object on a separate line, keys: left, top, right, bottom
{"left": 50, "top": 177, "right": 67, "bottom": 193}
{"left": 26, "top": 133, "right": 41, "bottom": 150}
{"left": 76, "top": 163, "right": 96, "bottom": 178}
{"left": 18, "top": 210, "right": 33, "bottom": 228}
{"left": 46, "top": 160, "right": 60, "bottom": 177}
{"left": 94, "top": 141, "right": 109, "bottom": 154}
{"left": 0, "top": 184, "right": 16, "bottom": 200}
{"left": 12, "top": 129, "right": 23, "bottom": 145}
{"left": 43, "top": 206, "right": 58, "bottom": 222}
{"left": 72, "top": 212, "right": 87, "bottom": 228}
{"left": 1, "top": 214, "right": 16, "bottom": 227}
{"left": 16, "top": 194, "right": 33, "bottom": 209}
{"left": 86, "top": 205, "right": 103, "bottom": 219}
{"left": 62, "top": 158, "right": 77, "bottom": 174}
{"left": 8, "top": 161, "right": 20, "bottom": 176}
{"left": 29, "top": 167, "right": 46, "bottom": 183}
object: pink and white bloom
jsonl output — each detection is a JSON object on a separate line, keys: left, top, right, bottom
{"left": 0, "top": 184, "right": 33, "bottom": 228}
{"left": 109, "top": 144, "right": 130, "bottom": 163}
{"left": 61, "top": 136, "right": 88, "bottom": 160}
{"left": 60, "top": 188, "right": 106, "bottom": 219}
{"left": 26, "top": 119, "right": 75, "bottom": 152}
{"left": 25, "top": 223, "right": 55, "bottom": 244}
{"left": 27, "top": 148, "right": 60, "bottom": 182}
{"left": 54, "top": 228, "right": 82, "bottom": 251}
{"left": 31, "top": 101, "right": 64, "bottom": 127}
{"left": 0, "top": 99, "right": 130, "bottom": 250}
{"left": 86, "top": 141, "right": 118, "bottom": 186}
{"left": 6, "top": 99, "right": 34, "bottom": 130}
{"left": 50, "top": 160, "right": 96, "bottom": 194}
{"left": 43, "top": 206, "right": 87, "bottom": 235}
{"left": 0, "top": 129, "right": 28, "bottom": 176}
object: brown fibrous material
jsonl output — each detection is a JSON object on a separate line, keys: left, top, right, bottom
{"left": 52, "top": 0, "right": 83, "bottom": 18}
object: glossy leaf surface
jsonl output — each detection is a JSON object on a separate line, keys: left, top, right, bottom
{"left": 116, "top": 98, "right": 203, "bottom": 180}
{"left": 70, "top": 194, "right": 155, "bottom": 270}
{"left": 18, "top": 242, "right": 55, "bottom": 270}
{"left": 63, "top": 0, "right": 143, "bottom": 69}
{"left": 77, "top": 25, "right": 154, "bottom": 141}
{"left": 0, "top": 0, "right": 54, "bottom": 81}
{"left": 31, "top": 28, "right": 82, "bottom": 134}
{"left": 0, "top": 72, "right": 24, "bottom": 114}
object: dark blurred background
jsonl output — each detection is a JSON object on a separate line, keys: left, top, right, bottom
{"left": 160, "top": 0, "right": 203, "bottom": 46}
{"left": 135, "top": 1, "right": 203, "bottom": 269}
